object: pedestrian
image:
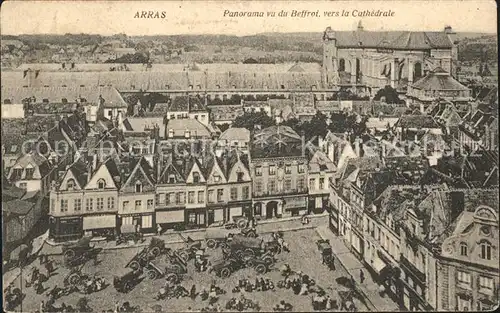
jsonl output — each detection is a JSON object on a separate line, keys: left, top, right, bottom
{"left": 40, "top": 300, "right": 45, "bottom": 313}
{"left": 45, "top": 260, "right": 54, "bottom": 275}
{"left": 114, "top": 301, "right": 120, "bottom": 313}
{"left": 360, "top": 269, "right": 365, "bottom": 284}
{"left": 39, "top": 254, "right": 45, "bottom": 265}
{"left": 326, "top": 295, "right": 332, "bottom": 310}
{"left": 157, "top": 224, "right": 162, "bottom": 236}
{"left": 190, "top": 284, "right": 197, "bottom": 300}
{"left": 93, "top": 253, "right": 99, "bottom": 266}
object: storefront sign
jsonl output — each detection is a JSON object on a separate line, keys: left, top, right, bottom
{"left": 284, "top": 197, "right": 306, "bottom": 209}
{"left": 156, "top": 210, "right": 184, "bottom": 223}
{"left": 83, "top": 215, "right": 116, "bottom": 230}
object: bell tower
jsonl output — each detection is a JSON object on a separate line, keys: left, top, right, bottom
{"left": 322, "top": 27, "right": 339, "bottom": 87}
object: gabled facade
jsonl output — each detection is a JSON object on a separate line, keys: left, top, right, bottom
{"left": 118, "top": 156, "right": 156, "bottom": 233}
{"left": 8, "top": 152, "right": 57, "bottom": 194}
{"left": 223, "top": 151, "right": 252, "bottom": 221}
{"left": 184, "top": 157, "right": 207, "bottom": 227}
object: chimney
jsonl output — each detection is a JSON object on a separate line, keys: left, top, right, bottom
{"left": 354, "top": 138, "right": 361, "bottom": 157}
{"left": 444, "top": 25, "right": 453, "bottom": 34}
{"left": 92, "top": 154, "right": 98, "bottom": 171}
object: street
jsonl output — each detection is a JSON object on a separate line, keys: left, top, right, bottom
{"left": 6, "top": 228, "right": 372, "bottom": 312}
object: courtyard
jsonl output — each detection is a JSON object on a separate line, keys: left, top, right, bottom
{"left": 7, "top": 228, "right": 372, "bottom": 312}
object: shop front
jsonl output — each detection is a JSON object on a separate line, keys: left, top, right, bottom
{"left": 207, "top": 205, "right": 225, "bottom": 226}
{"left": 308, "top": 194, "right": 329, "bottom": 214}
{"left": 49, "top": 216, "right": 83, "bottom": 242}
{"left": 186, "top": 208, "right": 207, "bottom": 228}
{"left": 283, "top": 196, "right": 307, "bottom": 217}
{"left": 82, "top": 214, "right": 117, "bottom": 238}
{"left": 118, "top": 213, "right": 154, "bottom": 233}
{"left": 350, "top": 230, "right": 364, "bottom": 260}
{"left": 156, "top": 208, "right": 185, "bottom": 230}
{"left": 227, "top": 201, "right": 252, "bottom": 221}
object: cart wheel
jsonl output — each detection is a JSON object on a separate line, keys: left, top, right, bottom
{"left": 64, "top": 249, "right": 75, "bottom": 260}
{"left": 150, "top": 247, "right": 161, "bottom": 258}
{"left": 166, "top": 273, "right": 178, "bottom": 284}
{"left": 262, "top": 256, "right": 274, "bottom": 266}
{"left": 206, "top": 239, "right": 217, "bottom": 249}
{"left": 219, "top": 242, "right": 228, "bottom": 249}
{"left": 68, "top": 273, "right": 80, "bottom": 285}
{"left": 129, "top": 261, "right": 140, "bottom": 270}
{"left": 235, "top": 250, "right": 244, "bottom": 259}
{"left": 147, "top": 270, "right": 157, "bottom": 280}
{"left": 220, "top": 267, "right": 231, "bottom": 278}
{"left": 245, "top": 259, "right": 255, "bottom": 268}
{"left": 246, "top": 230, "right": 257, "bottom": 238}
{"left": 244, "top": 249, "right": 255, "bottom": 257}
{"left": 177, "top": 251, "right": 189, "bottom": 262}
{"left": 255, "top": 263, "right": 267, "bottom": 274}
{"left": 237, "top": 219, "right": 248, "bottom": 229}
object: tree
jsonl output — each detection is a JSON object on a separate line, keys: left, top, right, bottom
{"left": 373, "top": 85, "right": 402, "bottom": 104}
{"left": 217, "top": 123, "right": 230, "bottom": 133}
{"left": 232, "top": 111, "right": 275, "bottom": 130}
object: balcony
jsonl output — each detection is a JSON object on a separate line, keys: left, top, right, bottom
{"left": 400, "top": 255, "right": 426, "bottom": 284}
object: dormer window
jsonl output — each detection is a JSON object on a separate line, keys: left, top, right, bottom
{"left": 97, "top": 179, "right": 106, "bottom": 189}
{"left": 193, "top": 172, "right": 200, "bottom": 183}
{"left": 62, "top": 98, "right": 68, "bottom": 104}
{"left": 42, "top": 99, "right": 49, "bottom": 103}
{"left": 237, "top": 171, "right": 244, "bottom": 182}
{"left": 185, "top": 130, "right": 191, "bottom": 138}
{"left": 168, "top": 175, "right": 176, "bottom": 184}
{"left": 135, "top": 182, "right": 142, "bottom": 193}
{"left": 67, "top": 178, "right": 75, "bottom": 190}
{"left": 460, "top": 242, "right": 468, "bottom": 256}
{"left": 214, "top": 175, "right": 221, "bottom": 183}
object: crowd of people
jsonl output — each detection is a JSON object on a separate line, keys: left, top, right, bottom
{"left": 232, "top": 277, "right": 275, "bottom": 293}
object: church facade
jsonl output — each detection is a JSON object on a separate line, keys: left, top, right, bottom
{"left": 321, "top": 22, "right": 459, "bottom": 94}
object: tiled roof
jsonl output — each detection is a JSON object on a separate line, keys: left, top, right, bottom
{"left": 251, "top": 125, "right": 303, "bottom": 159}
{"left": 308, "top": 150, "right": 336, "bottom": 173}
{"left": 412, "top": 70, "right": 469, "bottom": 91}
{"left": 324, "top": 29, "right": 452, "bottom": 49}
{"left": 395, "top": 115, "right": 441, "bottom": 129}
{"left": 166, "top": 119, "right": 212, "bottom": 138}
{"left": 3, "top": 199, "right": 35, "bottom": 215}
{"left": 219, "top": 127, "right": 250, "bottom": 142}
{"left": 123, "top": 117, "right": 165, "bottom": 138}
{"left": 210, "top": 105, "right": 244, "bottom": 121}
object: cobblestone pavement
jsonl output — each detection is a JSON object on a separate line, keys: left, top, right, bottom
{"left": 5, "top": 227, "right": 372, "bottom": 312}
{"left": 316, "top": 225, "right": 400, "bottom": 312}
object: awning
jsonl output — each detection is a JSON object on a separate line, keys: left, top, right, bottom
{"left": 83, "top": 215, "right": 116, "bottom": 230}
{"left": 156, "top": 210, "right": 184, "bottom": 223}
{"left": 372, "top": 256, "right": 388, "bottom": 274}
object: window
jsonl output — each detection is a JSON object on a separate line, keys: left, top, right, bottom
{"left": 298, "top": 163, "right": 305, "bottom": 173}
{"left": 168, "top": 175, "right": 176, "bottom": 184}
{"left": 73, "top": 199, "right": 81, "bottom": 211}
{"left": 480, "top": 241, "right": 492, "bottom": 260}
{"left": 297, "top": 178, "right": 305, "bottom": 190}
{"left": 135, "top": 200, "right": 142, "bottom": 210}
{"left": 217, "top": 189, "right": 224, "bottom": 202}
{"left": 96, "top": 198, "right": 104, "bottom": 210}
{"left": 457, "top": 270, "right": 472, "bottom": 288}
{"left": 104, "top": 197, "right": 113, "bottom": 210}
{"left": 67, "top": 179, "right": 75, "bottom": 190}
{"left": 189, "top": 213, "right": 196, "bottom": 224}
{"left": 19, "top": 182, "right": 27, "bottom": 189}
{"left": 188, "top": 191, "right": 195, "bottom": 204}
{"left": 97, "top": 179, "right": 106, "bottom": 189}
{"left": 268, "top": 180, "right": 276, "bottom": 193}
{"left": 255, "top": 181, "right": 263, "bottom": 194}
{"left": 460, "top": 242, "right": 468, "bottom": 256}
{"left": 147, "top": 199, "right": 154, "bottom": 209}
{"left": 254, "top": 204, "right": 262, "bottom": 216}
{"left": 284, "top": 179, "right": 292, "bottom": 191}
{"left": 242, "top": 186, "right": 250, "bottom": 199}
{"left": 61, "top": 199, "right": 68, "bottom": 212}
{"left": 86, "top": 198, "right": 93, "bottom": 211}
{"left": 230, "top": 187, "right": 238, "bottom": 200}
{"left": 285, "top": 164, "right": 292, "bottom": 174}
{"left": 479, "top": 276, "right": 494, "bottom": 294}
{"left": 193, "top": 172, "right": 200, "bottom": 183}
{"left": 237, "top": 172, "right": 244, "bottom": 182}
{"left": 50, "top": 199, "right": 55, "bottom": 212}
{"left": 123, "top": 201, "right": 130, "bottom": 211}
{"left": 198, "top": 191, "right": 205, "bottom": 203}
{"left": 158, "top": 193, "right": 165, "bottom": 204}
{"left": 255, "top": 166, "right": 262, "bottom": 176}
{"left": 176, "top": 192, "right": 183, "bottom": 204}
{"left": 309, "top": 178, "right": 316, "bottom": 190}
{"left": 319, "top": 178, "right": 325, "bottom": 190}
{"left": 213, "top": 175, "right": 221, "bottom": 183}
{"left": 269, "top": 165, "right": 276, "bottom": 175}
{"left": 208, "top": 190, "right": 215, "bottom": 203}
{"left": 135, "top": 182, "right": 142, "bottom": 193}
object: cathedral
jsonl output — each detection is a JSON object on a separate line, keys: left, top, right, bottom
{"left": 321, "top": 22, "right": 459, "bottom": 94}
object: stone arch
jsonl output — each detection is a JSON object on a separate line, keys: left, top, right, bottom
{"left": 474, "top": 205, "right": 497, "bottom": 222}
{"left": 266, "top": 201, "right": 279, "bottom": 219}
{"left": 414, "top": 62, "right": 423, "bottom": 81}
{"left": 398, "top": 62, "right": 406, "bottom": 80}
{"left": 339, "top": 58, "right": 346, "bottom": 72}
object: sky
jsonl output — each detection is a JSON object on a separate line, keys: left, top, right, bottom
{"left": 1, "top": 0, "right": 497, "bottom": 36}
